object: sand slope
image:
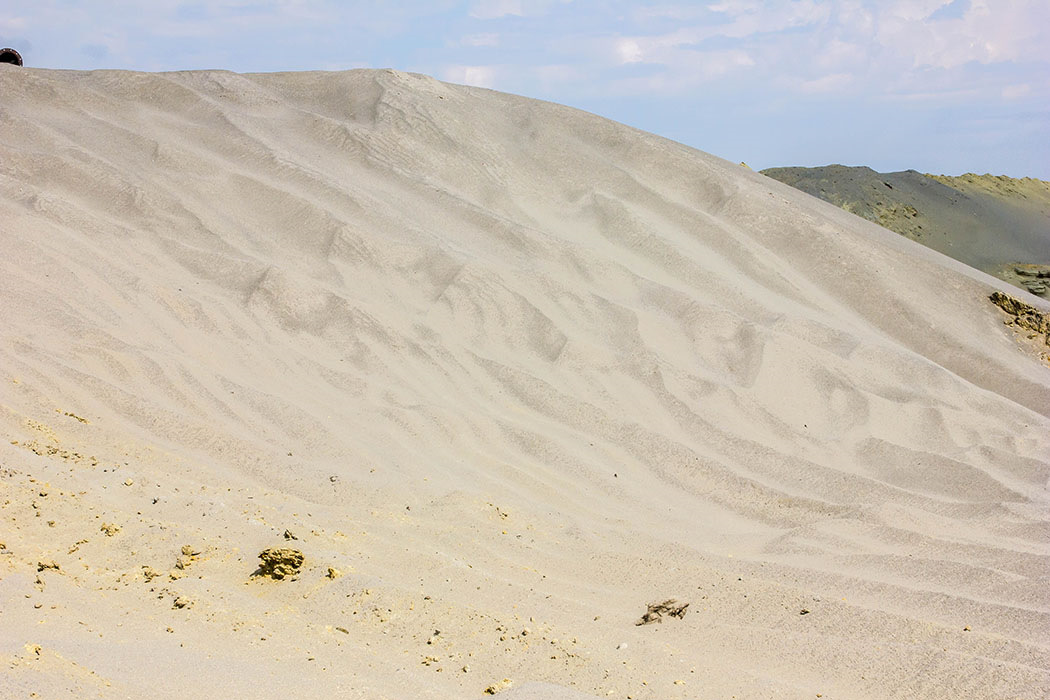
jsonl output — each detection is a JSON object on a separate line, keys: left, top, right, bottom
{"left": 1, "top": 67, "right": 1048, "bottom": 699}
{"left": 761, "top": 165, "right": 1050, "bottom": 295}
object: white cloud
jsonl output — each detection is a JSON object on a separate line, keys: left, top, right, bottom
{"left": 633, "top": 4, "right": 713, "bottom": 21}
{"left": 799, "top": 73, "right": 854, "bottom": 93}
{"left": 443, "top": 64, "right": 499, "bottom": 88}
{"left": 460, "top": 33, "right": 500, "bottom": 47}
{"left": 469, "top": 0, "right": 524, "bottom": 19}
{"left": 607, "top": 48, "right": 755, "bottom": 95}
{"left": 875, "top": 0, "right": 1050, "bottom": 69}
{"left": 1002, "top": 83, "right": 1031, "bottom": 99}
{"left": 468, "top": 0, "right": 570, "bottom": 19}
{"left": 706, "top": 0, "right": 831, "bottom": 37}
{"left": 881, "top": 0, "right": 953, "bottom": 22}
{"left": 617, "top": 39, "right": 643, "bottom": 65}
{"left": 0, "top": 16, "right": 28, "bottom": 32}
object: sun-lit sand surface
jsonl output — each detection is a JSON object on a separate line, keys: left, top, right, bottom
{"left": 1, "top": 66, "right": 1048, "bottom": 699}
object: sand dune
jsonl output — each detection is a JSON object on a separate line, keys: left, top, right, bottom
{"left": 1, "top": 67, "right": 1048, "bottom": 699}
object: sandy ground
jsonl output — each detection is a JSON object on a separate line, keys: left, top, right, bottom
{"left": 1, "top": 66, "right": 1048, "bottom": 699}
{"left": 760, "top": 165, "right": 1050, "bottom": 294}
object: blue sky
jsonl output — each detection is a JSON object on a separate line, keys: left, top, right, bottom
{"left": 3, "top": 1, "right": 1048, "bottom": 178}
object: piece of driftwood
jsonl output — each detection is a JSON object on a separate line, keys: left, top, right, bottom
{"left": 0, "top": 48, "right": 23, "bottom": 67}
{"left": 635, "top": 599, "right": 689, "bottom": 625}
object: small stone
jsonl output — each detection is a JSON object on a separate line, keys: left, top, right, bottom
{"left": 100, "top": 523, "right": 121, "bottom": 536}
{"left": 521, "top": 627, "right": 531, "bottom": 636}
{"left": 484, "top": 679, "right": 513, "bottom": 695}
{"left": 255, "top": 547, "right": 304, "bottom": 580}
{"left": 800, "top": 609, "right": 810, "bottom": 615}
{"left": 326, "top": 567, "right": 342, "bottom": 579}
{"left": 172, "top": 596, "right": 192, "bottom": 609}
{"left": 37, "top": 560, "right": 60, "bottom": 572}
{"left": 283, "top": 530, "right": 298, "bottom": 540}
{"left": 124, "top": 479, "right": 134, "bottom": 486}
{"left": 181, "top": 545, "right": 199, "bottom": 557}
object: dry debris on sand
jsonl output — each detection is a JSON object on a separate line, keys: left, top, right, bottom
{"left": 635, "top": 600, "right": 690, "bottom": 626}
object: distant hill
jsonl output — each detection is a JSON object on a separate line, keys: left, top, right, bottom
{"left": 761, "top": 165, "right": 1050, "bottom": 296}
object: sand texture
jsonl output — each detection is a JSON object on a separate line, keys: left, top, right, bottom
{"left": 761, "top": 165, "right": 1050, "bottom": 296}
{"left": 1, "top": 67, "right": 1049, "bottom": 699}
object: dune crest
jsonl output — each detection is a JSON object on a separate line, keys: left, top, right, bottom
{"left": 1, "top": 68, "right": 1048, "bottom": 699}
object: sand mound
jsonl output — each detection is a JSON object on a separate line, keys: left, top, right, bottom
{"left": 1, "top": 67, "right": 1048, "bottom": 699}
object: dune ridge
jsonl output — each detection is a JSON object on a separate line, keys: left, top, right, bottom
{"left": 1, "top": 67, "right": 1048, "bottom": 699}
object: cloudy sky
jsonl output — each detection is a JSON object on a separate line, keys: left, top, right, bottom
{"left": 3, "top": 0, "right": 1048, "bottom": 177}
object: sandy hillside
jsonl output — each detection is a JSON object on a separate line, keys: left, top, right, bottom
{"left": 1, "top": 67, "right": 1048, "bottom": 700}
{"left": 761, "top": 165, "right": 1050, "bottom": 296}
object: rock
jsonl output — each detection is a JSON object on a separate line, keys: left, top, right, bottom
{"left": 37, "top": 560, "right": 60, "bottom": 572}
{"left": 142, "top": 566, "right": 161, "bottom": 582}
{"left": 256, "top": 547, "right": 304, "bottom": 580}
{"left": 176, "top": 545, "right": 201, "bottom": 570}
{"left": 173, "top": 596, "right": 192, "bottom": 609}
{"left": 484, "top": 679, "right": 513, "bottom": 695}
{"left": 990, "top": 291, "right": 1050, "bottom": 342}
{"left": 326, "top": 567, "right": 342, "bottom": 579}
{"left": 100, "top": 523, "right": 121, "bottom": 536}
{"left": 1021, "top": 281, "right": 1046, "bottom": 294}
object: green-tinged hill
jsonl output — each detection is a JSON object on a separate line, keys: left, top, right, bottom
{"left": 761, "top": 165, "right": 1050, "bottom": 296}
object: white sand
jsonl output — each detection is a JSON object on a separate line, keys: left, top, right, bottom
{"left": 0, "top": 66, "right": 1048, "bottom": 699}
